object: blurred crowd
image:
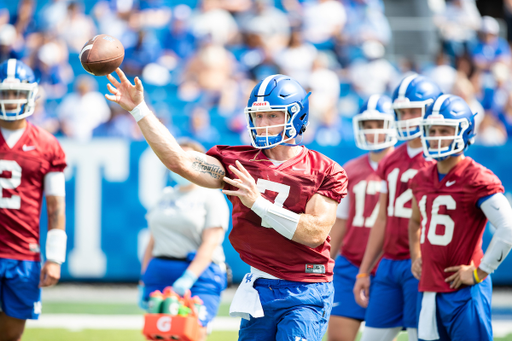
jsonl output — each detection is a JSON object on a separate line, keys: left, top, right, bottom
{"left": 0, "top": 0, "right": 511, "bottom": 146}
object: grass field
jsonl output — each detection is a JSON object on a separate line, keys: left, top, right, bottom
{"left": 27, "top": 298, "right": 512, "bottom": 341}
{"left": 21, "top": 329, "right": 512, "bottom": 341}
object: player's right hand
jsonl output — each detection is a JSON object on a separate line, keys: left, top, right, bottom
{"left": 353, "top": 276, "right": 371, "bottom": 308}
{"left": 411, "top": 257, "right": 422, "bottom": 280}
{"left": 105, "top": 68, "right": 144, "bottom": 112}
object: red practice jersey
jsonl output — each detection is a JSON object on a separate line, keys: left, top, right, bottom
{"left": 410, "top": 157, "right": 503, "bottom": 293}
{"left": 0, "top": 123, "right": 66, "bottom": 261}
{"left": 340, "top": 154, "right": 382, "bottom": 268}
{"left": 207, "top": 145, "right": 348, "bottom": 282}
{"left": 376, "top": 143, "right": 434, "bottom": 260}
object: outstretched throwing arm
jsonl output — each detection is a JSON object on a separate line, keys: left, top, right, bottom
{"left": 105, "top": 68, "right": 225, "bottom": 189}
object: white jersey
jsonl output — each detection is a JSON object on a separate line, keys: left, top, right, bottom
{"left": 147, "top": 186, "right": 230, "bottom": 264}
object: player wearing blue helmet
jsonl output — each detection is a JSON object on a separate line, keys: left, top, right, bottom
{"left": 106, "top": 70, "right": 348, "bottom": 341}
{"left": 354, "top": 74, "right": 442, "bottom": 341}
{"left": 409, "top": 95, "right": 512, "bottom": 340}
{"left": 328, "top": 95, "right": 397, "bottom": 341}
{"left": 0, "top": 59, "right": 67, "bottom": 341}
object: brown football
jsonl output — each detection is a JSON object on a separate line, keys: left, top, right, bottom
{"left": 79, "top": 34, "right": 124, "bottom": 76}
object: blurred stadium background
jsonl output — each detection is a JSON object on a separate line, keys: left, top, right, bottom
{"left": 2, "top": 0, "right": 512, "bottom": 339}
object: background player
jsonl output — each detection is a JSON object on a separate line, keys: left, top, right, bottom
{"left": 409, "top": 94, "right": 512, "bottom": 341}
{"left": 353, "top": 74, "right": 442, "bottom": 341}
{"left": 0, "top": 59, "right": 67, "bottom": 341}
{"left": 328, "top": 94, "right": 397, "bottom": 341}
{"left": 105, "top": 69, "right": 348, "bottom": 341}
{"left": 140, "top": 139, "right": 230, "bottom": 340}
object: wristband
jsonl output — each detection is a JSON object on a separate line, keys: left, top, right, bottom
{"left": 251, "top": 196, "right": 299, "bottom": 240}
{"left": 46, "top": 229, "right": 67, "bottom": 264}
{"left": 473, "top": 269, "right": 483, "bottom": 284}
{"left": 129, "top": 101, "right": 151, "bottom": 122}
{"left": 356, "top": 273, "right": 369, "bottom": 279}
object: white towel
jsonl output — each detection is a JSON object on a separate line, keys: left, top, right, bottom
{"left": 229, "top": 273, "right": 264, "bottom": 320}
{"left": 418, "top": 292, "right": 439, "bottom": 340}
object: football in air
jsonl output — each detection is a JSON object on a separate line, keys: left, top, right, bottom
{"left": 79, "top": 34, "right": 124, "bottom": 76}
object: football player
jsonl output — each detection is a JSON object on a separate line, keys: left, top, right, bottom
{"left": 0, "top": 59, "right": 67, "bottom": 341}
{"left": 409, "top": 94, "right": 512, "bottom": 341}
{"left": 328, "top": 95, "right": 397, "bottom": 341}
{"left": 106, "top": 69, "right": 348, "bottom": 341}
{"left": 353, "top": 74, "right": 442, "bottom": 341}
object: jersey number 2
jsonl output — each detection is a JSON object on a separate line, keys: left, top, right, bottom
{"left": 419, "top": 195, "right": 456, "bottom": 246}
{"left": 0, "top": 160, "right": 21, "bottom": 209}
{"left": 387, "top": 168, "right": 418, "bottom": 218}
{"left": 256, "top": 178, "right": 290, "bottom": 228}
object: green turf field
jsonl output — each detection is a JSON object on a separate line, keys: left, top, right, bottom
{"left": 30, "top": 301, "right": 512, "bottom": 341}
{"left": 21, "top": 329, "right": 512, "bottom": 341}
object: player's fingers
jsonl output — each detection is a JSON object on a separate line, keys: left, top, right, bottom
{"left": 105, "top": 94, "right": 117, "bottom": 102}
{"left": 107, "top": 73, "right": 120, "bottom": 87}
{"left": 134, "top": 77, "right": 144, "bottom": 91}
{"left": 444, "top": 266, "right": 460, "bottom": 272}
{"left": 223, "top": 177, "right": 246, "bottom": 189}
{"left": 235, "top": 160, "right": 252, "bottom": 178}
{"left": 107, "top": 83, "right": 119, "bottom": 95}
{"left": 115, "top": 68, "right": 130, "bottom": 83}
{"left": 222, "top": 189, "right": 240, "bottom": 197}
{"left": 229, "top": 165, "right": 250, "bottom": 182}
{"left": 39, "top": 269, "right": 45, "bottom": 288}
{"left": 444, "top": 272, "right": 458, "bottom": 282}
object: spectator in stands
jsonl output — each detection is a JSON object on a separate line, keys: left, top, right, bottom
{"left": 11, "top": 0, "right": 37, "bottom": 39}
{"left": 424, "top": 50, "right": 458, "bottom": 93}
{"left": 471, "top": 16, "right": 511, "bottom": 71}
{"left": 33, "top": 39, "right": 73, "bottom": 99}
{"left": 37, "top": 0, "right": 68, "bottom": 33}
{"left": 0, "top": 24, "right": 22, "bottom": 63}
{"left": 451, "top": 73, "right": 485, "bottom": 133}
{"left": 26, "top": 87, "right": 60, "bottom": 135}
{"left": 337, "top": 0, "right": 391, "bottom": 65}
{"left": 275, "top": 29, "right": 317, "bottom": 87}
{"left": 93, "top": 103, "right": 142, "bottom": 140}
{"left": 189, "top": 106, "right": 220, "bottom": 143}
{"left": 308, "top": 53, "right": 340, "bottom": 135}
{"left": 497, "top": 90, "right": 512, "bottom": 140}
{"left": 123, "top": 29, "right": 162, "bottom": 76}
{"left": 140, "top": 138, "right": 230, "bottom": 341}
{"left": 57, "top": 2, "right": 96, "bottom": 53}
{"left": 161, "top": 4, "right": 196, "bottom": 67}
{"left": 302, "top": 0, "right": 346, "bottom": 51}
{"left": 237, "top": 0, "right": 291, "bottom": 54}
{"left": 433, "top": 0, "right": 481, "bottom": 61}
{"left": 57, "top": 75, "right": 111, "bottom": 142}
{"left": 348, "top": 40, "right": 400, "bottom": 98}
{"left": 92, "top": 1, "right": 137, "bottom": 48}
{"left": 189, "top": 0, "right": 239, "bottom": 46}
{"left": 179, "top": 42, "right": 236, "bottom": 107}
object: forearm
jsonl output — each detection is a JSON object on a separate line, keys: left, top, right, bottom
{"left": 141, "top": 236, "right": 154, "bottom": 275}
{"left": 293, "top": 214, "right": 334, "bottom": 248}
{"left": 329, "top": 218, "right": 347, "bottom": 259}
{"left": 47, "top": 196, "right": 65, "bottom": 231}
{"left": 408, "top": 220, "right": 422, "bottom": 261}
{"left": 186, "top": 242, "right": 218, "bottom": 278}
{"left": 137, "top": 113, "right": 188, "bottom": 172}
{"left": 359, "top": 218, "right": 385, "bottom": 273}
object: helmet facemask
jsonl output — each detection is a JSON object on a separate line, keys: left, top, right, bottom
{"left": 353, "top": 110, "right": 397, "bottom": 151}
{"left": 393, "top": 98, "right": 434, "bottom": 140}
{"left": 421, "top": 116, "right": 469, "bottom": 160}
{"left": 245, "top": 101, "right": 304, "bottom": 149}
{"left": 0, "top": 82, "right": 38, "bottom": 121}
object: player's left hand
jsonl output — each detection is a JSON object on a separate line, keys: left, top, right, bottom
{"left": 444, "top": 261, "right": 476, "bottom": 289}
{"left": 39, "top": 261, "right": 61, "bottom": 287}
{"left": 222, "top": 160, "right": 260, "bottom": 208}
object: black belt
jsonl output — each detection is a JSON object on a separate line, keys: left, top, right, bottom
{"left": 155, "top": 256, "right": 188, "bottom": 262}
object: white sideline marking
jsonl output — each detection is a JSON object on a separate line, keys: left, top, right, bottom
{"left": 26, "top": 315, "right": 241, "bottom": 331}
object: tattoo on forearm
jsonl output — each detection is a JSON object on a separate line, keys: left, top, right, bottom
{"left": 192, "top": 156, "right": 225, "bottom": 179}
{"left": 48, "top": 197, "right": 65, "bottom": 229}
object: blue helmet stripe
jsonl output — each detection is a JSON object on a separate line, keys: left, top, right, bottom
{"left": 257, "top": 75, "right": 277, "bottom": 101}
{"left": 398, "top": 74, "right": 418, "bottom": 100}
{"left": 367, "top": 94, "right": 380, "bottom": 111}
